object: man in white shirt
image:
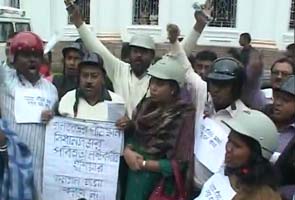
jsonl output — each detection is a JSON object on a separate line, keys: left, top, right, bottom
{"left": 66, "top": 3, "right": 208, "bottom": 118}
{"left": 59, "top": 52, "right": 125, "bottom": 121}
{"left": 194, "top": 57, "right": 250, "bottom": 192}
{"left": 0, "top": 31, "right": 58, "bottom": 200}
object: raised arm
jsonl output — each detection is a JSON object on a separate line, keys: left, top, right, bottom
{"left": 66, "top": 3, "right": 127, "bottom": 82}
{"left": 167, "top": 24, "right": 207, "bottom": 122}
{"left": 181, "top": 3, "right": 213, "bottom": 55}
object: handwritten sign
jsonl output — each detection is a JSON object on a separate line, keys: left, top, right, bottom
{"left": 194, "top": 117, "right": 230, "bottom": 173}
{"left": 43, "top": 117, "right": 123, "bottom": 200}
{"left": 14, "top": 87, "right": 55, "bottom": 123}
{"left": 194, "top": 172, "right": 236, "bottom": 200}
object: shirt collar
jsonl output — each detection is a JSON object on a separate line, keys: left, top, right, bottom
{"left": 17, "top": 73, "right": 42, "bottom": 87}
{"left": 218, "top": 99, "right": 248, "bottom": 118}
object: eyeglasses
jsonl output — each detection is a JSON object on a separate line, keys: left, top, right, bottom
{"left": 271, "top": 70, "right": 292, "bottom": 78}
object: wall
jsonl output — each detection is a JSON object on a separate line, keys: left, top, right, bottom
{"left": 2, "top": 0, "right": 294, "bottom": 49}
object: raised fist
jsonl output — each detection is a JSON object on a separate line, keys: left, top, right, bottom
{"left": 167, "top": 24, "right": 180, "bottom": 44}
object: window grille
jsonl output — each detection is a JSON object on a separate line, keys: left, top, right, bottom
{"left": 68, "top": 0, "right": 90, "bottom": 24}
{"left": 132, "top": 0, "right": 159, "bottom": 25}
{"left": 209, "top": 0, "right": 237, "bottom": 28}
{"left": 11, "top": 0, "right": 20, "bottom": 8}
{"left": 3, "top": 0, "right": 20, "bottom": 8}
{"left": 290, "top": 0, "right": 295, "bottom": 29}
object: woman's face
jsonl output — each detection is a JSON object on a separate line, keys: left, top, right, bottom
{"left": 225, "top": 131, "right": 251, "bottom": 168}
{"left": 149, "top": 77, "right": 175, "bottom": 104}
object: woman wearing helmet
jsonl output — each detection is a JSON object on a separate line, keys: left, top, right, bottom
{"left": 265, "top": 75, "right": 295, "bottom": 200}
{"left": 195, "top": 110, "right": 281, "bottom": 200}
{"left": 123, "top": 25, "right": 196, "bottom": 200}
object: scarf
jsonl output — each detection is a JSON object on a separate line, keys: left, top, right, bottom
{"left": 0, "top": 120, "right": 34, "bottom": 200}
{"left": 133, "top": 97, "right": 195, "bottom": 161}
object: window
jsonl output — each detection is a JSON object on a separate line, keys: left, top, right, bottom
{"left": 10, "top": 0, "right": 20, "bottom": 8}
{"left": 15, "top": 23, "right": 31, "bottom": 32}
{"left": 209, "top": 0, "right": 237, "bottom": 28}
{"left": 68, "top": 0, "right": 90, "bottom": 24}
{"left": 290, "top": 0, "right": 295, "bottom": 29}
{"left": 0, "top": 22, "right": 13, "bottom": 42}
{"left": 3, "top": 0, "right": 20, "bottom": 8}
{"left": 132, "top": 0, "right": 159, "bottom": 25}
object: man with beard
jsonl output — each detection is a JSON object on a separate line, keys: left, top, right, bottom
{"left": 66, "top": 3, "right": 209, "bottom": 118}
{"left": 0, "top": 31, "right": 58, "bottom": 200}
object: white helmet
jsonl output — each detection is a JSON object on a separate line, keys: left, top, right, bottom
{"left": 222, "top": 110, "right": 279, "bottom": 160}
{"left": 148, "top": 55, "right": 186, "bottom": 87}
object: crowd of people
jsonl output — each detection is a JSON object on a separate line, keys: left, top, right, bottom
{"left": 0, "top": 2, "right": 294, "bottom": 200}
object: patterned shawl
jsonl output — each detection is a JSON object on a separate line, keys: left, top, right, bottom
{"left": 133, "top": 97, "right": 195, "bottom": 161}
{"left": 0, "top": 120, "right": 34, "bottom": 200}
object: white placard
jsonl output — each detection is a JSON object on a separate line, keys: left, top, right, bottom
{"left": 195, "top": 172, "right": 236, "bottom": 200}
{"left": 194, "top": 117, "right": 230, "bottom": 173}
{"left": 107, "top": 102, "right": 126, "bottom": 122}
{"left": 43, "top": 117, "right": 123, "bottom": 200}
{"left": 14, "top": 87, "right": 55, "bottom": 123}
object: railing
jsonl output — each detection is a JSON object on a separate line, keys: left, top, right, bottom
{"left": 132, "top": 0, "right": 159, "bottom": 25}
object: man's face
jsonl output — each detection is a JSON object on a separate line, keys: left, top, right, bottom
{"left": 79, "top": 65, "right": 105, "bottom": 100}
{"left": 239, "top": 36, "right": 245, "bottom": 46}
{"left": 14, "top": 51, "right": 42, "bottom": 83}
{"left": 208, "top": 80, "right": 234, "bottom": 110}
{"left": 271, "top": 62, "right": 293, "bottom": 89}
{"left": 272, "top": 90, "right": 295, "bottom": 123}
{"left": 193, "top": 60, "right": 213, "bottom": 80}
{"left": 129, "top": 46, "right": 154, "bottom": 77}
{"left": 64, "top": 50, "right": 81, "bottom": 77}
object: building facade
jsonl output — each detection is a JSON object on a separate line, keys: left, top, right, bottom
{"left": 1, "top": 0, "right": 294, "bottom": 50}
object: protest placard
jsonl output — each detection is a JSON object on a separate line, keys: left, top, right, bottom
{"left": 43, "top": 117, "right": 123, "bottom": 200}
{"left": 194, "top": 117, "right": 230, "bottom": 173}
{"left": 194, "top": 171, "right": 236, "bottom": 200}
{"left": 14, "top": 87, "right": 55, "bottom": 123}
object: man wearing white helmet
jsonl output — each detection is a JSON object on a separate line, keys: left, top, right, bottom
{"left": 65, "top": 3, "right": 210, "bottom": 118}
{"left": 195, "top": 110, "right": 281, "bottom": 200}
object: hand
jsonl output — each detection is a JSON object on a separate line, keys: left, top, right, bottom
{"left": 167, "top": 24, "right": 180, "bottom": 44}
{"left": 123, "top": 146, "right": 143, "bottom": 171}
{"left": 64, "top": 1, "right": 83, "bottom": 28}
{"left": 41, "top": 110, "right": 54, "bottom": 123}
{"left": 115, "top": 116, "right": 130, "bottom": 130}
{"left": 194, "top": 0, "right": 214, "bottom": 33}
